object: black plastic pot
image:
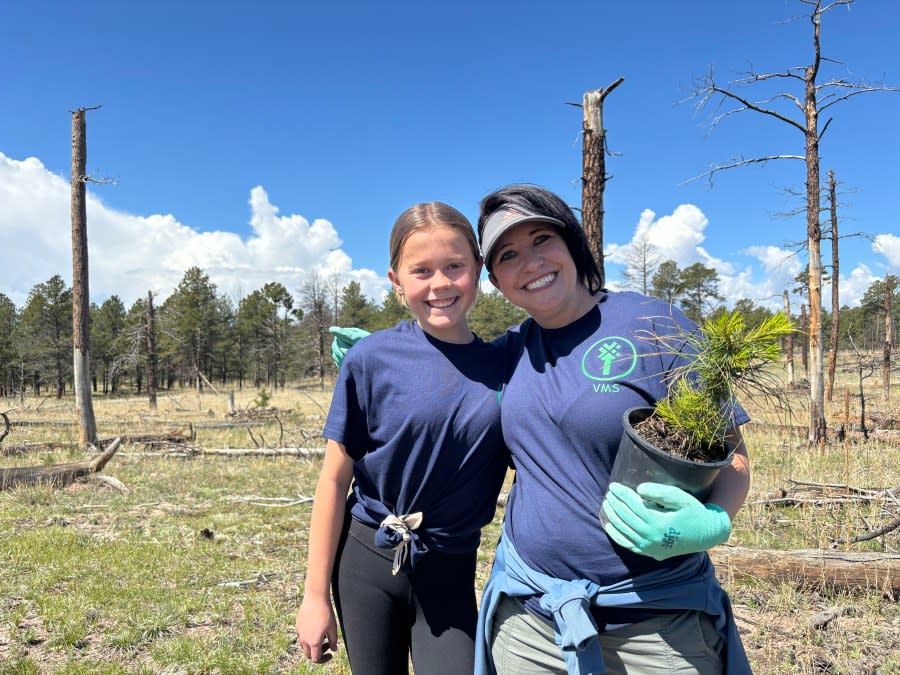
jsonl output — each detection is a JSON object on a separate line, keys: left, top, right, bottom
{"left": 600, "top": 407, "right": 734, "bottom": 527}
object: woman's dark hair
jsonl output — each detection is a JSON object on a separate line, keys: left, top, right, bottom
{"left": 476, "top": 183, "right": 604, "bottom": 293}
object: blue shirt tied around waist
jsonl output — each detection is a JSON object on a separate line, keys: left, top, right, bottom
{"left": 475, "top": 526, "right": 752, "bottom": 675}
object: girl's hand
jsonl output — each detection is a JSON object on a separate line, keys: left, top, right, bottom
{"left": 296, "top": 597, "right": 339, "bottom": 663}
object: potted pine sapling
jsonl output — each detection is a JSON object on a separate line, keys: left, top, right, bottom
{"left": 600, "top": 309, "right": 794, "bottom": 519}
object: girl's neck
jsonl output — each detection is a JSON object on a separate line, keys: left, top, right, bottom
{"left": 416, "top": 321, "right": 475, "bottom": 344}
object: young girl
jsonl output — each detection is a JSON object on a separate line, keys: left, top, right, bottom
{"left": 295, "top": 202, "right": 508, "bottom": 674}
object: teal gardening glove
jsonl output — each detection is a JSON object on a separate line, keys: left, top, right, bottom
{"left": 329, "top": 326, "right": 371, "bottom": 368}
{"left": 600, "top": 482, "right": 731, "bottom": 561}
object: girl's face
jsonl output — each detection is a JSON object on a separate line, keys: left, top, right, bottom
{"left": 388, "top": 225, "right": 480, "bottom": 344}
{"left": 489, "top": 221, "right": 594, "bottom": 329}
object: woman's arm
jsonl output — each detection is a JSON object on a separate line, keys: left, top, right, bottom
{"left": 601, "top": 426, "right": 750, "bottom": 560}
{"left": 707, "top": 426, "right": 750, "bottom": 521}
{"left": 296, "top": 439, "right": 354, "bottom": 663}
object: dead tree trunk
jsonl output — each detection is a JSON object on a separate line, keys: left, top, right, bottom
{"left": 804, "top": 15, "right": 827, "bottom": 449}
{"left": 800, "top": 304, "right": 809, "bottom": 374}
{"left": 146, "top": 290, "right": 158, "bottom": 410}
{"left": 885, "top": 276, "right": 894, "bottom": 401}
{"left": 685, "top": 1, "right": 898, "bottom": 448}
{"left": 784, "top": 291, "right": 795, "bottom": 386}
{"left": 710, "top": 546, "right": 899, "bottom": 593}
{"left": 581, "top": 77, "right": 624, "bottom": 281}
{"left": 826, "top": 169, "right": 840, "bottom": 402}
{"left": 70, "top": 107, "right": 98, "bottom": 448}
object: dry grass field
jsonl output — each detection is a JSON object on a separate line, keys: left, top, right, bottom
{"left": 0, "top": 375, "right": 898, "bottom": 674}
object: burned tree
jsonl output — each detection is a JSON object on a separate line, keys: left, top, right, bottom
{"left": 688, "top": 0, "right": 897, "bottom": 447}
{"left": 146, "top": 291, "right": 158, "bottom": 410}
{"left": 825, "top": 169, "right": 840, "bottom": 401}
{"left": 784, "top": 291, "right": 795, "bottom": 386}
{"left": 70, "top": 106, "right": 101, "bottom": 448}
{"left": 885, "top": 276, "right": 894, "bottom": 402}
{"left": 580, "top": 77, "right": 624, "bottom": 278}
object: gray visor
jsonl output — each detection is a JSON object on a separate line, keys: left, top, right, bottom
{"left": 480, "top": 207, "right": 566, "bottom": 269}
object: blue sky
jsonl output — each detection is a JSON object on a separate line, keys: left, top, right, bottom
{"left": 1, "top": 0, "right": 898, "bottom": 311}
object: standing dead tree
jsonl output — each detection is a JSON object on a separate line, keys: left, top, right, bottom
{"left": 800, "top": 304, "right": 809, "bottom": 375}
{"left": 620, "top": 233, "right": 660, "bottom": 296}
{"left": 70, "top": 106, "right": 102, "bottom": 448}
{"left": 847, "top": 329, "right": 875, "bottom": 439}
{"left": 825, "top": 169, "right": 840, "bottom": 402}
{"left": 580, "top": 77, "right": 624, "bottom": 278}
{"left": 146, "top": 291, "right": 158, "bottom": 410}
{"left": 885, "top": 276, "right": 894, "bottom": 401}
{"left": 687, "top": 0, "right": 897, "bottom": 447}
{"left": 783, "top": 291, "right": 795, "bottom": 386}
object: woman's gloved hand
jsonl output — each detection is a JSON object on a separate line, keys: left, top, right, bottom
{"left": 329, "top": 326, "right": 371, "bottom": 368}
{"left": 600, "top": 482, "right": 731, "bottom": 560}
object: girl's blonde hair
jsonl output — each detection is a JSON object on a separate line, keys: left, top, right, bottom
{"left": 388, "top": 202, "right": 481, "bottom": 273}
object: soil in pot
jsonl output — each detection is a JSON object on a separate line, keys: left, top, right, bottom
{"left": 604, "top": 407, "right": 734, "bottom": 508}
{"left": 632, "top": 412, "right": 732, "bottom": 464}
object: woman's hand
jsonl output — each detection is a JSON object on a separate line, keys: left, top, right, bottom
{"left": 601, "top": 482, "right": 731, "bottom": 560}
{"left": 330, "top": 326, "right": 371, "bottom": 367}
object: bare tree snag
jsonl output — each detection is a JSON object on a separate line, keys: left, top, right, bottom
{"left": 885, "top": 275, "right": 894, "bottom": 401}
{"left": 826, "top": 169, "right": 840, "bottom": 402}
{"left": 688, "top": 0, "right": 898, "bottom": 448}
{"left": 71, "top": 107, "right": 100, "bottom": 447}
{"left": 710, "top": 546, "right": 900, "bottom": 593}
{"left": 0, "top": 437, "right": 121, "bottom": 490}
{"left": 581, "top": 76, "right": 624, "bottom": 280}
{"left": 146, "top": 290, "right": 158, "bottom": 410}
{"left": 803, "top": 39, "right": 827, "bottom": 450}
{"left": 800, "top": 304, "right": 809, "bottom": 375}
{"left": 784, "top": 291, "right": 795, "bottom": 385}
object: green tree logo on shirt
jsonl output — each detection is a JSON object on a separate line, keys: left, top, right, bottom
{"left": 581, "top": 336, "right": 638, "bottom": 382}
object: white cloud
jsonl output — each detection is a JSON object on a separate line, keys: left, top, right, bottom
{"left": 835, "top": 263, "right": 879, "bottom": 308}
{"left": 0, "top": 152, "right": 388, "bottom": 309}
{"left": 874, "top": 234, "right": 900, "bottom": 270}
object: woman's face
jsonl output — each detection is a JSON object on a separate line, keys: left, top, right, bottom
{"left": 388, "top": 225, "right": 480, "bottom": 343}
{"left": 488, "top": 221, "right": 591, "bottom": 329}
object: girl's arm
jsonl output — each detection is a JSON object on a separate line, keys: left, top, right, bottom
{"left": 296, "top": 439, "right": 354, "bottom": 663}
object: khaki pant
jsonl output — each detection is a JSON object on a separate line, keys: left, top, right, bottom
{"left": 490, "top": 595, "right": 725, "bottom": 675}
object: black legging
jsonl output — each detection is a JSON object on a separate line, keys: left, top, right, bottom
{"left": 332, "top": 515, "right": 478, "bottom": 675}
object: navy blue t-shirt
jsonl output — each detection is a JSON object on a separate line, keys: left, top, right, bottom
{"left": 501, "top": 291, "right": 749, "bottom": 592}
{"left": 324, "top": 320, "right": 509, "bottom": 556}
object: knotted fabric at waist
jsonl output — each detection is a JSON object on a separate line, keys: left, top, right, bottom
{"left": 374, "top": 512, "right": 423, "bottom": 575}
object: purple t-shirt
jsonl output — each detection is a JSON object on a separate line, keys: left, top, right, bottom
{"left": 500, "top": 291, "right": 749, "bottom": 589}
{"left": 324, "top": 320, "right": 509, "bottom": 555}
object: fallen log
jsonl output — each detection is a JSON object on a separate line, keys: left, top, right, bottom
{"left": 743, "top": 420, "right": 900, "bottom": 442}
{"left": 119, "top": 446, "right": 326, "bottom": 458}
{"left": 185, "top": 447, "right": 324, "bottom": 458}
{"left": 1, "top": 430, "right": 193, "bottom": 455}
{"left": 710, "top": 545, "right": 900, "bottom": 593}
{"left": 0, "top": 437, "right": 122, "bottom": 490}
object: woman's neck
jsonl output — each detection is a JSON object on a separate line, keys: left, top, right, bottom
{"left": 533, "top": 285, "right": 599, "bottom": 330}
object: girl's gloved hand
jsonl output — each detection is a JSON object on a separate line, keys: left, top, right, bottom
{"left": 329, "top": 326, "right": 371, "bottom": 368}
{"left": 600, "top": 482, "right": 731, "bottom": 561}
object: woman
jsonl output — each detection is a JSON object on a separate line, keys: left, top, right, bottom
{"left": 296, "top": 202, "right": 509, "bottom": 674}
{"left": 474, "top": 184, "right": 752, "bottom": 674}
